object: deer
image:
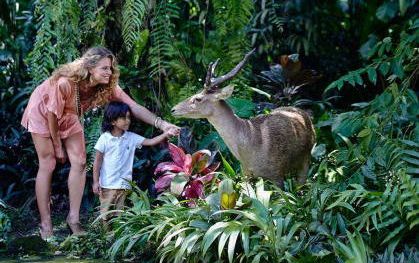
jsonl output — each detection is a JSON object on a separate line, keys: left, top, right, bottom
{"left": 171, "top": 50, "right": 316, "bottom": 188}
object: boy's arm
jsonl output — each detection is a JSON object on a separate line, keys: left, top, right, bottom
{"left": 92, "top": 150, "right": 104, "bottom": 196}
{"left": 141, "top": 132, "right": 170, "bottom": 146}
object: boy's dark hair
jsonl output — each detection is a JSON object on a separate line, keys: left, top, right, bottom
{"left": 102, "top": 101, "right": 131, "bottom": 132}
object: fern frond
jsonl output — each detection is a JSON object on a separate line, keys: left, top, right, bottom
{"left": 334, "top": 173, "right": 419, "bottom": 246}
{"left": 79, "top": 0, "right": 106, "bottom": 45}
{"left": 148, "top": 0, "right": 180, "bottom": 78}
{"left": 26, "top": 1, "right": 57, "bottom": 87}
{"left": 210, "top": 0, "right": 254, "bottom": 98}
{"left": 122, "top": 0, "right": 148, "bottom": 51}
{"left": 55, "top": 0, "right": 81, "bottom": 63}
{"left": 84, "top": 114, "right": 103, "bottom": 172}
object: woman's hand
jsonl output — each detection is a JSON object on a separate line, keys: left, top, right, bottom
{"left": 54, "top": 142, "right": 67, "bottom": 164}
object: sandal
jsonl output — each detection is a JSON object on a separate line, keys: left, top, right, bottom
{"left": 66, "top": 221, "right": 87, "bottom": 236}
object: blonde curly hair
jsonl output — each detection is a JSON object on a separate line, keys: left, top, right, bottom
{"left": 50, "top": 47, "right": 120, "bottom": 108}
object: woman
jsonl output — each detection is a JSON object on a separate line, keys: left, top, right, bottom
{"left": 21, "top": 47, "right": 179, "bottom": 239}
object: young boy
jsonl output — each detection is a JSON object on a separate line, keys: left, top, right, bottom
{"left": 92, "top": 101, "right": 170, "bottom": 222}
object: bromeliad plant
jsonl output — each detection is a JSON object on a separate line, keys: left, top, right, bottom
{"left": 154, "top": 143, "right": 220, "bottom": 199}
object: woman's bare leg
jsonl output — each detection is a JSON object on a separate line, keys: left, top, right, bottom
{"left": 63, "top": 132, "right": 86, "bottom": 233}
{"left": 31, "top": 133, "right": 56, "bottom": 238}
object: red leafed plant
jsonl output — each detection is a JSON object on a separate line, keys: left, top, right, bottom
{"left": 154, "top": 143, "right": 219, "bottom": 199}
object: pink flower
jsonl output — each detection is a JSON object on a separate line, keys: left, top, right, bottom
{"left": 155, "top": 143, "right": 219, "bottom": 199}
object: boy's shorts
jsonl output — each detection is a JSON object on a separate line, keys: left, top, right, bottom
{"left": 99, "top": 188, "right": 128, "bottom": 220}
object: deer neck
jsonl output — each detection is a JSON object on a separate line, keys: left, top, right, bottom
{"left": 207, "top": 100, "right": 245, "bottom": 158}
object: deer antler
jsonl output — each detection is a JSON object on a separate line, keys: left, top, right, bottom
{"left": 204, "top": 49, "right": 255, "bottom": 91}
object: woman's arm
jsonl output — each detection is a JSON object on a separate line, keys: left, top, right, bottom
{"left": 47, "top": 111, "right": 66, "bottom": 163}
{"left": 92, "top": 150, "right": 104, "bottom": 196}
{"left": 112, "top": 86, "right": 180, "bottom": 134}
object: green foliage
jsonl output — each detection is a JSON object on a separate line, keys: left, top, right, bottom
{"left": 60, "top": 232, "right": 109, "bottom": 259}
{"left": 26, "top": 0, "right": 83, "bottom": 87}
{"left": 25, "top": 1, "right": 58, "bottom": 86}
{"left": 333, "top": 230, "right": 370, "bottom": 263}
{"left": 226, "top": 98, "right": 255, "bottom": 118}
{"left": 148, "top": 0, "right": 179, "bottom": 78}
{"left": 329, "top": 173, "right": 419, "bottom": 248}
{"left": 79, "top": 0, "right": 108, "bottom": 46}
{"left": 110, "top": 180, "right": 310, "bottom": 262}
{"left": 84, "top": 113, "right": 103, "bottom": 172}
{"left": 372, "top": 246, "right": 419, "bottom": 263}
{"left": 122, "top": 0, "right": 148, "bottom": 52}
{"left": 211, "top": 0, "right": 254, "bottom": 98}
{"left": 0, "top": 200, "right": 11, "bottom": 242}
{"left": 326, "top": 17, "right": 419, "bottom": 92}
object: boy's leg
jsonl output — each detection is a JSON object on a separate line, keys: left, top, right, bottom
{"left": 99, "top": 188, "right": 115, "bottom": 220}
{"left": 114, "top": 190, "right": 127, "bottom": 212}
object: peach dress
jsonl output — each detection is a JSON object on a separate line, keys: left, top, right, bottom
{"left": 21, "top": 77, "right": 138, "bottom": 138}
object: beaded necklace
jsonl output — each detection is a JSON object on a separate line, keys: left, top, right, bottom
{"left": 75, "top": 85, "right": 84, "bottom": 125}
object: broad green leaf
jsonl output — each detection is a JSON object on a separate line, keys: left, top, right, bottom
{"left": 379, "top": 62, "right": 390, "bottom": 75}
{"left": 407, "top": 210, "right": 419, "bottom": 220}
{"left": 202, "top": 222, "right": 229, "bottom": 255}
{"left": 402, "top": 157, "right": 419, "bottom": 166}
{"left": 409, "top": 218, "right": 419, "bottom": 229}
{"left": 399, "top": 0, "right": 408, "bottom": 15}
{"left": 170, "top": 174, "right": 188, "bottom": 196}
{"left": 251, "top": 87, "right": 271, "bottom": 99}
{"left": 251, "top": 198, "right": 269, "bottom": 220}
{"left": 402, "top": 150, "right": 419, "bottom": 158}
{"left": 226, "top": 98, "right": 255, "bottom": 118}
{"left": 160, "top": 227, "right": 191, "bottom": 248}
{"left": 401, "top": 139, "right": 419, "bottom": 147}
{"left": 348, "top": 74, "right": 355, "bottom": 86}
{"left": 218, "top": 231, "right": 230, "bottom": 258}
{"left": 407, "top": 168, "right": 419, "bottom": 175}
{"left": 391, "top": 59, "right": 404, "bottom": 79}
{"left": 189, "top": 220, "right": 209, "bottom": 230}
{"left": 354, "top": 72, "right": 363, "bottom": 85}
{"left": 357, "top": 128, "right": 371, "bottom": 138}
{"left": 241, "top": 229, "right": 250, "bottom": 256}
{"left": 376, "top": 2, "right": 398, "bottom": 22}
{"left": 381, "top": 223, "right": 405, "bottom": 244}
{"left": 228, "top": 229, "right": 240, "bottom": 263}
{"left": 367, "top": 68, "right": 377, "bottom": 85}
{"left": 220, "top": 153, "right": 236, "bottom": 179}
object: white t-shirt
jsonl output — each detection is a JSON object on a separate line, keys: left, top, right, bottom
{"left": 94, "top": 131, "right": 145, "bottom": 189}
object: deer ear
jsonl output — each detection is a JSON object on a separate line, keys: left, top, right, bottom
{"left": 215, "top": 84, "right": 234, "bottom": 100}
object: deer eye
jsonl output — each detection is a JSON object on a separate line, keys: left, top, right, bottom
{"left": 194, "top": 97, "right": 203, "bottom": 103}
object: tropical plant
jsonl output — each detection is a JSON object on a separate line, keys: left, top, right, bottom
{"left": 333, "top": 230, "right": 371, "bottom": 263}
{"left": 154, "top": 143, "right": 219, "bottom": 200}
{"left": 110, "top": 179, "right": 309, "bottom": 263}
{"left": 258, "top": 54, "right": 321, "bottom": 105}
{"left": 328, "top": 172, "right": 419, "bottom": 250}
{"left": 326, "top": 17, "right": 418, "bottom": 92}
{"left": 0, "top": 199, "right": 11, "bottom": 242}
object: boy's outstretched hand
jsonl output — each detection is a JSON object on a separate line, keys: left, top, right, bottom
{"left": 166, "top": 127, "right": 178, "bottom": 137}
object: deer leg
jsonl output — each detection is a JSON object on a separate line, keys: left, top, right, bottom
{"left": 296, "top": 157, "right": 310, "bottom": 185}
